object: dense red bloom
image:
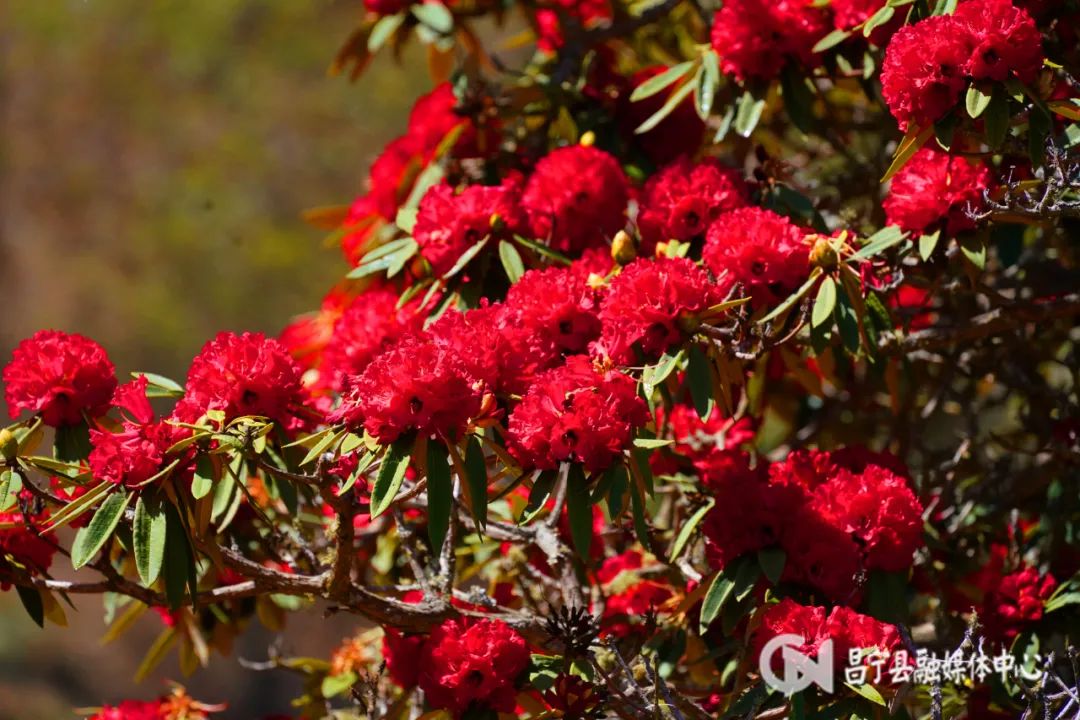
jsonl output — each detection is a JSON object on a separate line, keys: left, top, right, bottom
{"left": 507, "top": 356, "right": 647, "bottom": 472}
{"left": 535, "top": 0, "right": 612, "bottom": 52}
{"left": 522, "top": 145, "right": 629, "bottom": 256}
{"left": 89, "top": 377, "right": 191, "bottom": 489}
{"left": 318, "top": 287, "right": 423, "bottom": 391}
{"left": 813, "top": 465, "right": 925, "bottom": 573}
{"left": 753, "top": 599, "right": 900, "bottom": 671}
{"left": 659, "top": 402, "right": 756, "bottom": 464}
{"left": 881, "top": 16, "right": 973, "bottom": 129}
{"left": 414, "top": 181, "right": 526, "bottom": 276}
{"left": 597, "top": 549, "right": 645, "bottom": 584}
{"left": 89, "top": 701, "right": 163, "bottom": 720}
{"left": 620, "top": 68, "right": 706, "bottom": 167}
{"left": 333, "top": 333, "right": 488, "bottom": 443}
{"left": 954, "top": 0, "right": 1044, "bottom": 83}
{"left": 504, "top": 264, "right": 603, "bottom": 362}
{"left": 980, "top": 566, "right": 1056, "bottom": 641}
{"left": 703, "top": 207, "right": 809, "bottom": 306}
{"left": 3, "top": 330, "right": 117, "bottom": 427}
{"left": 0, "top": 508, "right": 56, "bottom": 587}
{"left": 417, "top": 617, "right": 530, "bottom": 718}
{"left": 883, "top": 147, "right": 993, "bottom": 233}
{"left": 832, "top": 0, "right": 903, "bottom": 45}
{"left": 710, "top": 0, "right": 829, "bottom": 81}
{"left": 594, "top": 257, "right": 723, "bottom": 363}
{"left": 637, "top": 158, "right": 749, "bottom": 253}
{"left": 174, "top": 332, "right": 310, "bottom": 432}
{"left": 426, "top": 304, "right": 525, "bottom": 396}
{"left": 702, "top": 465, "right": 806, "bottom": 568}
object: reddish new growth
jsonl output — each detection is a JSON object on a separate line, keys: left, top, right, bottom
{"left": 89, "top": 376, "right": 192, "bottom": 489}
{"left": 883, "top": 147, "right": 993, "bottom": 234}
{"left": 703, "top": 207, "right": 810, "bottom": 306}
{"left": 594, "top": 257, "right": 723, "bottom": 364}
{"left": 3, "top": 330, "right": 117, "bottom": 428}
{"left": 522, "top": 145, "right": 629, "bottom": 256}
{"left": 417, "top": 617, "right": 530, "bottom": 718}
{"left": 333, "top": 332, "right": 489, "bottom": 443}
{"left": 414, "top": 180, "right": 527, "bottom": 277}
{"left": 637, "top": 157, "right": 749, "bottom": 254}
{"left": 507, "top": 355, "right": 648, "bottom": 473}
{"left": 710, "top": 0, "right": 829, "bottom": 81}
{"left": 881, "top": 0, "right": 1044, "bottom": 128}
{"left": 174, "top": 332, "right": 310, "bottom": 433}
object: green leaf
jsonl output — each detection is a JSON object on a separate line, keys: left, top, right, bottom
{"left": 346, "top": 238, "right": 419, "bottom": 279}
{"left": 629, "top": 479, "right": 653, "bottom": 552}
{"left": 834, "top": 283, "right": 861, "bottom": 354}
{"left": 630, "top": 61, "right": 695, "bottom": 102}
{"left": 813, "top": 28, "right": 851, "bottom": 52}
{"left": 512, "top": 234, "right": 572, "bottom": 266}
{"left": 757, "top": 547, "right": 786, "bottom": 584}
{"left": 410, "top": 2, "right": 453, "bottom": 33}
{"left": 0, "top": 469, "right": 22, "bottom": 512}
{"left": 445, "top": 236, "right": 489, "bottom": 278}
{"left": 133, "top": 494, "right": 168, "bottom": 587}
{"left": 54, "top": 422, "right": 92, "bottom": 462}
{"left": 1046, "top": 592, "right": 1080, "bottom": 613}
{"left": 758, "top": 268, "right": 824, "bottom": 324}
{"left": 370, "top": 436, "right": 413, "bottom": 519}
{"left": 301, "top": 427, "right": 343, "bottom": 466}
{"left": 733, "top": 556, "right": 760, "bottom": 601}
{"left": 984, "top": 87, "right": 1010, "bottom": 148}
{"left": 565, "top": 465, "right": 593, "bottom": 560}
{"left": 395, "top": 206, "right": 418, "bottom": 234}
{"left": 812, "top": 276, "right": 837, "bottom": 328}
{"left": 368, "top": 13, "right": 405, "bottom": 51}
{"left": 845, "top": 682, "right": 887, "bottom": 706}
{"left": 698, "top": 51, "right": 720, "bottom": 120}
{"left": 699, "top": 570, "right": 736, "bottom": 632}
{"left": 635, "top": 79, "right": 696, "bottom": 135}
{"left": 71, "top": 492, "right": 132, "bottom": 570}
{"left": 881, "top": 124, "right": 933, "bottom": 182}
{"left": 498, "top": 240, "right": 525, "bottom": 283}
{"left": 863, "top": 4, "right": 895, "bottom": 36}
{"left": 851, "top": 225, "right": 907, "bottom": 260}
{"left": 15, "top": 585, "right": 44, "bottom": 628}
{"left": 633, "top": 437, "right": 672, "bottom": 449}
{"left": 190, "top": 455, "right": 215, "bottom": 500}
{"left": 644, "top": 350, "right": 684, "bottom": 388}
{"left": 960, "top": 236, "right": 986, "bottom": 270}
{"left": 780, "top": 66, "right": 816, "bottom": 134}
{"left": 686, "top": 344, "right": 714, "bottom": 420}
{"left": 522, "top": 470, "right": 558, "bottom": 524}
{"left": 163, "top": 502, "right": 197, "bottom": 610}
{"left": 1029, "top": 105, "right": 1051, "bottom": 166}
{"left": 918, "top": 230, "right": 941, "bottom": 261}
{"left": 132, "top": 372, "right": 185, "bottom": 397}
{"left": 668, "top": 499, "right": 715, "bottom": 563}
{"left": 426, "top": 441, "right": 452, "bottom": 557}
{"left": 934, "top": 113, "right": 957, "bottom": 150}
{"left": 966, "top": 85, "right": 992, "bottom": 118}
{"left": 713, "top": 104, "right": 735, "bottom": 143}
{"left": 321, "top": 671, "right": 358, "bottom": 698}
{"left": 463, "top": 435, "right": 488, "bottom": 528}
{"left": 733, "top": 91, "right": 766, "bottom": 138}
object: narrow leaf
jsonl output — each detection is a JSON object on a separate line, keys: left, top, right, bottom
{"left": 813, "top": 28, "right": 851, "bottom": 53}
{"left": 411, "top": 2, "right": 453, "bottom": 33}
{"left": 15, "top": 585, "right": 44, "bottom": 628}
{"left": 966, "top": 85, "right": 992, "bottom": 118}
{"left": 758, "top": 268, "right": 823, "bottom": 324}
{"left": 190, "top": 455, "right": 215, "bottom": 500}
{"left": 881, "top": 124, "right": 933, "bottom": 182}
{"left": 368, "top": 13, "right": 405, "bottom": 52}
{"left": 0, "top": 470, "right": 21, "bottom": 512}
{"left": 812, "top": 276, "right": 837, "bottom": 328}
{"left": 426, "top": 442, "right": 452, "bottom": 556}
{"left": 133, "top": 494, "right": 168, "bottom": 587}
{"left": 635, "top": 79, "right": 696, "bottom": 135}
{"left": 699, "top": 570, "right": 735, "bottom": 632}
{"left": 984, "top": 86, "right": 1010, "bottom": 148}
{"left": 565, "top": 465, "right": 593, "bottom": 560}
{"left": 71, "top": 492, "right": 131, "bottom": 569}
{"left": 630, "top": 61, "right": 695, "bottom": 102}
{"left": 498, "top": 240, "right": 525, "bottom": 283}
{"left": 758, "top": 547, "right": 786, "bottom": 584}
{"left": 463, "top": 435, "right": 488, "bottom": 528}
{"left": 733, "top": 91, "right": 766, "bottom": 138}
{"left": 370, "top": 436, "right": 413, "bottom": 519}
{"left": 686, "top": 344, "right": 714, "bottom": 420}
{"left": 668, "top": 499, "right": 715, "bottom": 563}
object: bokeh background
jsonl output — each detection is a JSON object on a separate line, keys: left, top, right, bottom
{"left": 0, "top": 1, "right": 429, "bottom": 716}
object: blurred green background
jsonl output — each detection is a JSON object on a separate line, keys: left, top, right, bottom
{"left": 0, "top": 1, "right": 428, "bottom": 716}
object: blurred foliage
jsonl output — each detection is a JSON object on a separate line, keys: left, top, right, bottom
{"left": 0, "top": 0, "right": 426, "bottom": 716}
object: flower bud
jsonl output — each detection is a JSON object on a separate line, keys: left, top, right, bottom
{"left": 579, "top": 131, "right": 596, "bottom": 148}
{"left": 611, "top": 230, "right": 636, "bottom": 266}
{"left": 0, "top": 429, "right": 17, "bottom": 461}
{"left": 808, "top": 233, "right": 840, "bottom": 270}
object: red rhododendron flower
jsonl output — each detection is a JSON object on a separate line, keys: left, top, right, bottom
{"left": 880, "top": 16, "right": 973, "bottom": 130}
{"left": 0, "top": 506, "right": 56, "bottom": 588}
{"left": 657, "top": 402, "right": 756, "bottom": 465}
{"left": 883, "top": 147, "right": 992, "bottom": 234}
{"left": 318, "top": 287, "right": 424, "bottom": 391}
{"left": 174, "top": 332, "right": 310, "bottom": 432}
{"left": 333, "top": 332, "right": 488, "bottom": 443}
{"left": 417, "top": 617, "right": 530, "bottom": 718}
{"left": 594, "top": 257, "right": 723, "bottom": 363}
{"left": 954, "top": 0, "right": 1044, "bottom": 83}
{"left": 504, "top": 264, "right": 603, "bottom": 362}
{"left": 3, "top": 330, "right": 117, "bottom": 427}
{"left": 507, "top": 355, "right": 648, "bottom": 472}
{"left": 832, "top": 0, "right": 903, "bottom": 45}
{"left": 980, "top": 565, "right": 1056, "bottom": 641}
{"left": 522, "top": 145, "right": 629, "bottom": 256}
{"left": 89, "top": 700, "right": 163, "bottom": 720}
{"left": 710, "top": 0, "right": 830, "bottom": 81}
{"left": 620, "top": 68, "right": 706, "bottom": 167}
{"left": 703, "top": 207, "right": 809, "bottom": 306}
{"left": 279, "top": 285, "right": 355, "bottom": 368}
{"left": 89, "top": 376, "right": 192, "bottom": 489}
{"left": 597, "top": 549, "right": 645, "bottom": 584}
{"left": 414, "top": 181, "right": 526, "bottom": 276}
{"left": 637, "top": 157, "right": 749, "bottom": 253}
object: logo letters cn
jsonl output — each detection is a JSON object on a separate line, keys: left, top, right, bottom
{"left": 759, "top": 634, "right": 835, "bottom": 694}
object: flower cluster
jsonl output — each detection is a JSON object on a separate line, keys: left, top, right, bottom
{"left": 0, "top": 503, "right": 56, "bottom": 587}
{"left": 883, "top": 147, "right": 993, "bottom": 234}
{"left": 703, "top": 448, "right": 924, "bottom": 600}
{"left": 703, "top": 207, "right": 810, "bottom": 305}
{"left": 710, "top": 0, "right": 829, "bottom": 81}
{"left": 881, "top": 0, "right": 1044, "bottom": 128}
